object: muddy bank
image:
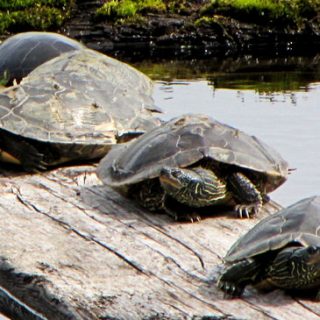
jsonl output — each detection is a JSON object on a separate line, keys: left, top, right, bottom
{"left": 58, "top": 0, "right": 320, "bottom": 59}
{"left": 1, "top": 0, "right": 320, "bottom": 59}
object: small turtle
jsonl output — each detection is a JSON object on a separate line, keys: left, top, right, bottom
{"left": 0, "top": 48, "right": 160, "bottom": 171}
{"left": 97, "top": 114, "right": 288, "bottom": 221}
{"left": 218, "top": 196, "right": 320, "bottom": 299}
{"left": 0, "top": 32, "right": 84, "bottom": 85}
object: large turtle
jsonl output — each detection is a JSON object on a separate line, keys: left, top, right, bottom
{"left": 0, "top": 48, "right": 160, "bottom": 171}
{"left": 0, "top": 32, "right": 84, "bottom": 85}
{"left": 218, "top": 196, "right": 320, "bottom": 299}
{"left": 97, "top": 114, "right": 288, "bottom": 221}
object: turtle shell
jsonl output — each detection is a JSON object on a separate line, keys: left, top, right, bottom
{"left": 225, "top": 196, "right": 320, "bottom": 263}
{"left": 0, "top": 48, "right": 160, "bottom": 164}
{"left": 0, "top": 32, "right": 84, "bottom": 85}
{"left": 97, "top": 114, "right": 288, "bottom": 193}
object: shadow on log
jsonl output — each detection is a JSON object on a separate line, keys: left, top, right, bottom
{"left": 0, "top": 165, "right": 319, "bottom": 319}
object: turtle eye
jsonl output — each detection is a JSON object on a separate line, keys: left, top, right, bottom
{"left": 160, "top": 167, "right": 182, "bottom": 180}
{"left": 307, "top": 246, "right": 319, "bottom": 255}
{"left": 170, "top": 169, "right": 182, "bottom": 179}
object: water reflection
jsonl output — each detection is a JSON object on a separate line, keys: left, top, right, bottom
{"left": 133, "top": 55, "right": 320, "bottom": 207}
{"left": 134, "top": 54, "right": 320, "bottom": 89}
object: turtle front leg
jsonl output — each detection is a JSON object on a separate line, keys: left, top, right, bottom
{"left": 228, "top": 172, "right": 263, "bottom": 218}
{"left": 218, "top": 259, "right": 261, "bottom": 297}
{"left": 0, "top": 131, "right": 47, "bottom": 172}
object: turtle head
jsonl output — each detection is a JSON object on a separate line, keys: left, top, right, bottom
{"left": 301, "top": 246, "right": 320, "bottom": 267}
{"left": 159, "top": 167, "right": 192, "bottom": 197}
{"left": 272, "top": 246, "right": 320, "bottom": 290}
{"left": 292, "top": 246, "right": 320, "bottom": 287}
{"left": 159, "top": 166, "right": 227, "bottom": 207}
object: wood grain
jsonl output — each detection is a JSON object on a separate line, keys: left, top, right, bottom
{"left": 0, "top": 165, "right": 318, "bottom": 320}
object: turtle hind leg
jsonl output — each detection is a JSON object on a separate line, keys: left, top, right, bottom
{"left": 0, "top": 130, "right": 47, "bottom": 172}
{"left": 228, "top": 172, "right": 263, "bottom": 218}
{"left": 218, "top": 259, "right": 262, "bottom": 297}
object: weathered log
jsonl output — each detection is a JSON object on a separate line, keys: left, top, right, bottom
{"left": 0, "top": 165, "right": 319, "bottom": 319}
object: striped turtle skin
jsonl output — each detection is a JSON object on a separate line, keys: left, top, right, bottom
{"left": 97, "top": 114, "right": 288, "bottom": 221}
{"left": 218, "top": 196, "right": 320, "bottom": 298}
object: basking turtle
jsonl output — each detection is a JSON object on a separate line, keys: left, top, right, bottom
{"left": 0, "top": 32, "right": 84, "bottom": 85}
{"left": 97, "top": 114, "right": 288, "bottom": 221}
{"left": 0, "top": 48, "right": 160, "bottom": 171}
{"left": 218, "top": 196, "right": 320, "bottom": 298}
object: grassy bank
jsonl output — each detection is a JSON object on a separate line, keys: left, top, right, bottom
{"left": 96, "top": 0, "right": 192, "bottom": 19}
{"left": 1, "top": 0, "right": 320, "bottom": 35}
{"left": 202, "top": 0, "right": 320, "bottom": 26}
{"left": 0, "top": 0, "right": 74, "bottom": 34}
{"left": 96, "top": 0, "right": 320, "bottom": 27}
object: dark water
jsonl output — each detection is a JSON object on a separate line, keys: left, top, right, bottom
{"left": 133, "top": 55, "right": 320, "bottom": 207}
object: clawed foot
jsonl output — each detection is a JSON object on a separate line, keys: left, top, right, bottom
{"left": 21, "top": 147, "right": 48, "bottom": 172}
{"left": 164, "top": 200, "right": 202, "bottom": 222}
{"left": 24, "top": 154, "right": 48, "bottom": 172}
{"left": 217, "top": 278, "right": 244, "bottom": 298}
{"left": 0, "top": 148, "right": 48, "bottom": 172}
{"left": 173, "top": 212, "right": 202, "bottom": 223}
{"left": 186, "top": 213, "right": 202, "bottom": 223}
{"left": 235, "top": 202, "right": 262, "bottom": 218}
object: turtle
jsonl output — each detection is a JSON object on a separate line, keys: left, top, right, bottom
{"left": 0, "top": 32, "right": 85, "bottom": 85}
{"left": 97, "top": 114, "right": 288, "bottom": 221}
{"left": 0, "top": 48, "right": 161, "bottom": 171}
{"left": 217, "top": 195, "right": 320, "bottom": 299}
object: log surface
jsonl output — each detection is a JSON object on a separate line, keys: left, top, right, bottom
{"left": 0, "top": 165, "right": 319, "bottom": 320}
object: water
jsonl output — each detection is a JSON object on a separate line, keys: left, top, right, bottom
{"left": 133, "top": 55, "right": 320, "bottom": 208}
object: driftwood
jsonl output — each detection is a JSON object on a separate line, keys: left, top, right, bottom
{"left": 0, "top": 165, "right": 319, "bottom": 320}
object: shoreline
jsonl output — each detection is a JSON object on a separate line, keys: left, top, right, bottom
{"left": 1, "top": 1, "right": 320, "bottom": 59}
{"left": 63, "top": 2, "right": 320, "bottom": 58}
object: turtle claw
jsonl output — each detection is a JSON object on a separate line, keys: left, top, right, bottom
{"left": 172, "top": 212, "right": 202, "bottom": 223}
{"left": 189, "top": 214, "right": 202, "bottom": 223}
{"left": 23, "top": 151, "right": 48, "bottom": 172}
{"left": 235, "top": 203, "right": 261, "bottom": 218}
{"left": 217, "top": 279, "right": 244, "bottom": 298}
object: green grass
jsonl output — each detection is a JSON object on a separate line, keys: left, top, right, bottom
{"left": 202, "top": 0, "right": 320, "bottom": 26}
{"left": 96, "top": 0, "right": 200, "bottom": 19}
{"left": 96, "top": 0, "right": 166, "bottom": 19}
{"left": 2, "top": 0, "right": 320, "bottom": 33}
{"left": 96, "top": 0, "right": 320, "bottom": 27}
{"left": 0, "top": 0, "right": 73, "bottom": 33}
